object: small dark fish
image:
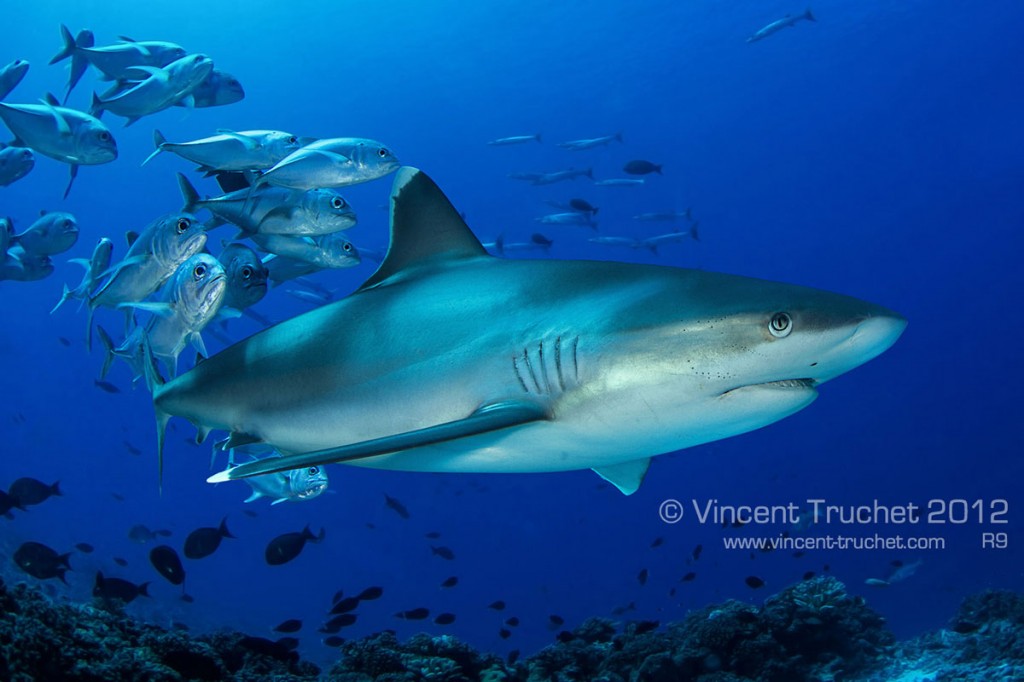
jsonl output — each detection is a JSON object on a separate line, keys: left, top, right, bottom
{"left": 0, "top": 490, "right": 26, "bottom": 515}
{"left": 181, "top": 593, "right": 195, "bottom": 603}
{"left": 94, "top": 379, "right": 121, "bottom": 394}
{"left": 823, "top": 564, "right": 831, "bottom": 572}
{"left": 356, "top": 586, "right": 383, "bottom": 601}
{"left": 692, "top": 544, "right": 703, "bottom": 561}
{"left": 568, "top": 198, "right": 598, "bottom": 215}
{"left": 58, "top": 336, "right": 71, "bottom": 346}
{"left": 792, "top": 551, "right": 805, "bottom": 558}
{"left": 634, "top": 620, "right": 659, "bottom": 635}
{"left": 424, "top": 531, "right": 442, "bottom": 539}
{"left": 637, "top": 568, "right": 648, "bottom": 585}
{"left": 149, "top": 545, "right": 186, "bottom": 585}
{"left": 331, "top": 589, "right": 345, "bottom": 604}
{"left": 330, "top": 596, "right": 360, "bottom": 615}
{"left": 802, "top": 571, "right": 816, "bottom": 580}
{"left": 434, "top": 613, "right": 456, "bottom": 625}
{"left": 891, "top": 559, "right": 904, "bottom": 568}
{"left": 123, "top": 440, "right": 143, "bottom": 456}
{"left": 668, "top": 588, "right": 676, "bottom": 597}
{"left": 8, "top": 477, "right": 62, "bottom": 507}
{"left": 93, "top": 571, "right": 149, "bottom": 603}
{"left": 113, "top": 557, "right": 128, "bottom": 567}
{"left": 505, "top": 616, "right": 520, "bottom": 627}
{"left": 508, "top": 650, "right": 520, "bottom": 665}
{"left": 242, "top": 509, "right": 259, "bottom": 518}
{"left": 745, "top": 576, "right": 765, "bottom": 589}
{"left": 384, "top": 493, "right": 410, "bottom": 519}
{"left": 441, "top": 576, "right": 458, "bottom": 588}
{"left": 320, "top": 614, "right": 357, "bottom": 633}
{"left": 549, "top": 614, "right": 564, "bottom": 626}
{"left": 623, "top": 159, "right": 662, "bottom": 175}
{"left": 274, "top": 614, "right": 301, "bottom": 630}
{"left": 275, "top": 636, "right": 299, "bottom": 651}
{"left": 13, "top": 542, "right": 71, "bottom": 582}
{"left": 681, "top": 572, "right": 697, "bottom": 582}
{"left": 611, "top": 601, "right": 636, "bottom": 616}
{"left": 265, "top": 525, "right": 325, "bottom": 566}
{"left": 111, "top": 492, "right": 125, "bottom": 502}
{"left": 184, "top": 517, "right": 235, "bottom": 559}
{"left": 499, "top": 628, "right": 511, "bottom": 640}
{"left": 172, "top": 621, "right": 190, "bottom": 631}
{"left": 323, "top": 636, "right": 346, "bottom": 647}
{"left": 365, "top": 522, "right": 375, "bottom": 529}
{"left": 650, "top": 537, "right": 664, "bottom": 548}
{"left": 531, "top": 233, "right": 554, "bottom": 247}
{"left": 488, "top": 600, "right": 506, "bottom": 611}
{"left": 431, "top": 545, "right": 455, "bottom": 560}
{"left": 395, "top": 607, "right": 430, "bottom": 620}
{"left": 75, "top": 542, "right": 95, "bottom": 553}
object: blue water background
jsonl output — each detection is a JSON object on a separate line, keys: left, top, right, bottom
{"left": 1, "top": 0, "right": 1022, "bottom": 667}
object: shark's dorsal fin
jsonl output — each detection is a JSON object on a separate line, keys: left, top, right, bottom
{"left": 357, "top": 167, "right": 488, "bottom": 292}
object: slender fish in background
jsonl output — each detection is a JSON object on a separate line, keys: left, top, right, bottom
{"left": 747, "top": 9, "right": 816, "bottom": 43}
{"left": 486, "top": 133, "right": 541, "bottom": 146}
{"left": 556, "top": 132, "right": 622, "bottom": 150}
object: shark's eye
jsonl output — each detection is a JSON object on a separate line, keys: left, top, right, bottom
{"left": 769, "top": 312, "right": 792, "bottom": 338}
{"left": 331, "top": 197, "right": 343, "bottom": 209}
{"left": 176, "top": 218, "right": 191, "bottom": 233}
{"left": 307, "top": 467, "right": 319, "bottom": 475}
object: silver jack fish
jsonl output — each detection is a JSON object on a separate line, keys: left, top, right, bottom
{"left": 52, "top": 237, "right": 114, "bottom": 313}
{"left": 249, "top": 232, "right": 360, "bottom": 269}
{"left": 91, "top": 54, "right": 214, "bottom": 126}
{"left": 254, "top": 137, "right": 400, "bottom": 191}
{"left": 0, "top": 143, "right": 34, "bottom": 186}
{"left": 747, "top": 9, "right": 816, "bottom": 43}
{"left": 145, "top": 168, "right": 906, "bottom": 494}
{"left": 0, "top": 95, "right": 117, "bottom": 197}
{"left": 146, "top": 130, "right": 310, "bottom": 172}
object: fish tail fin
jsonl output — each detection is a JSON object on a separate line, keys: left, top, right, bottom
{"left": 615, "top": 131, "right": 624, "bottom": 143}
{"left": 49, "top": 24, "right": 76, "bottom": 65}
{"left": 316, "top": 527, "right": 326, "bottom": 543}
{"left": 89, "top": 92, "right": 103, "bottom": 119}
{"left": 646, "top": 243, "right": 659, "bottom": 255}
{"left": 51, "top": 481, "right": 62, "bottom": 497}
{"left": 85, "top": 302, "right": 95, "bottom": 352}
{"left": 50, "top": 283, "right": 73, "bottom": 314}
{"left": 139, "top": 582, "right": 151, "bottom": 598}
{"left": 219, "top": 516, "right": 236, "bottom": 539}
{"left": 685, "top": 207, "right": 693, "bottom": 221}
{"left": 59, "top": 552, "right": 73, "bottom": 569}
{"left": 534, "top": 133, "right": 542, "bottom": 143}
{"left": 805, "top": 8, "right": 816, "bottom": 21}
{"left": 584, "top": 167, "right": 593, "bottom": 179}
{"left": 63, "top": 164, "right": 78, "bottom": 199}
{"left": 96, "top": 325, "right": 116, "bottom": 379}
{"left": 176, "top": 172, "right": 200, "bottom": 215}
{"left": 142, "top": 130, "right": 166, "bottom": 166}
{"left": 655, "top": 165, "right": 663, "bottom": 175}
{"left": 690, "top": 221, "right": 700, "bottom": 241}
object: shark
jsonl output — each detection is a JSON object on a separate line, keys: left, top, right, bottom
{"left": 150, "top": 167, "right": 906, "bottom": 495}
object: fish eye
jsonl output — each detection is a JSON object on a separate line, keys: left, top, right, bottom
{"left": 288, "top": 136, "right": 297, "bottom": 144}
{"left": 307, "top": 467, "right": 319, "bottom": 475}
{"left": 193, "top": 263, "right": 207, "bottom": 278}
{"left": 240, "top": 265, "right": 253, "bottom": 280}
{"left": 769, "top": 312, "right": 792, "bottom": 338}
{"left": 377, "top": 148, "right": 388, "bottom": 158}
{"left": 176, "top": 218, "right": 191, "bottom": 233}
{"left": 342, "top": 242, "right": 352, "bottom": 252}
{"left": 331, "top": 197, "right": 343, "bottom": 209}
{"left": 99, "top": 131, "right": 110, "bottom": 141}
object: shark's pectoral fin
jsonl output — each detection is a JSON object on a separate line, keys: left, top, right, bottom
{"left": 207, "top": 401, "right": 549, "bottom": 483}
{"left": 592, "top": 458, "right": 651, "bottom": 495}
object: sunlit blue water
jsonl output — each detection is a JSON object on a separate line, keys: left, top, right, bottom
{"left": 1, "top": 0, "right": 1022, "bottom": 669}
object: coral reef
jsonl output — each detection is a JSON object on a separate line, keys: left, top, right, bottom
{"left": 0, "top": 576, "right": 319, "bottom": 681}
{"left": 2, "top": 572, "right": 1022, "bottom": 681}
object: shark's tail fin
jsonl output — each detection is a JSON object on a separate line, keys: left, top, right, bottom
{"left": 805, "top": 8, "right": 816, "bottom": 21}
{"left": 177, "top": 172, "right": 200, "bottom": 214}
{"left": 142, "top": 130, "right": 167, "bottom": 167}
{"left": 690, "top": 221, "right": 700, "bottom": 242}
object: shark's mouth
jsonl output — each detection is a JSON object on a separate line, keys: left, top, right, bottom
{"left": 722, "top": 378, "right": 817, "bottom": 396}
